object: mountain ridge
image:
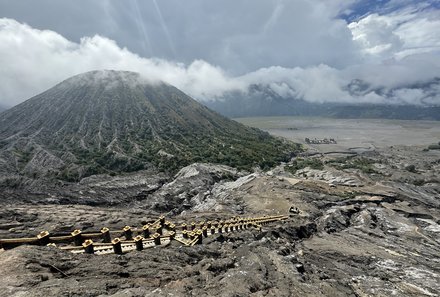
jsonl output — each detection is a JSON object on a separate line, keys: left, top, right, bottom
{"left": 0, "top": 70, "right": 299, "bottom": 184}
{"left": 205, "top": 78, "right": 440, "bottom": 120}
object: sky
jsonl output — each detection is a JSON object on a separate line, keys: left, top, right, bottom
{"left": 0, "top": 0, "right": 439, "bottom": 107}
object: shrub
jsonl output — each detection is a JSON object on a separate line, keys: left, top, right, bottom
{"left": 285, "top": 158, "right": 324, "bottom": 174}
{"left": 405, "top": 164, "right": 416, "bottom": 173}
{"left": 412, "top": 179, "right": 425, "bottom": 186}
{"left": 327, "top": 157, "right": 379, "bottom": 175}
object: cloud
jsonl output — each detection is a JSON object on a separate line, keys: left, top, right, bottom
{"left": 348, "top": 3, "right": 440, "bottom": 60}
{"left": 0, "top": 0, "right": 360, "bottom": 74}
{"left": 0, "top": 15, "right": 439, "bottom": 109}
{"left": 0, "top": 18, "right": 245, "bottom": 106}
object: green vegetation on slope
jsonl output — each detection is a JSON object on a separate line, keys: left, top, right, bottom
{"left": 326, "top": 157, "right": 380, "bottom": 174}
{"left": 57, "top": 128, "right": 300, "bottom": 181}
{"left": 0, "top": 70, "right": 301, "bottom": 182}
{"left": 285, "top": 158, "right": 324, "bottom": 174}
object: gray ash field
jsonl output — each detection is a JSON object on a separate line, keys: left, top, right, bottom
{"left": 236, "top": 116, "right": 440, "bottom": 153}
{"left": 1, "top": 121, "right": 440, "bottom": 296}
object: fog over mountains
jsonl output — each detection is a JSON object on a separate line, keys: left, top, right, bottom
{"left": 1, "top": 1, "right": 440, "bottom": 121}
{"left": 2, "top": 74, "right": 439, "bottom": 120}
{"left": 1, "top": 0, "right": 440, "bottom": 116}
{"left": 205, "top": 77, "right": 440, "bottom": 120}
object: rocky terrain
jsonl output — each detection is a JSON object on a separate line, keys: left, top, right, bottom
{"left": 1, "top": 145, "right": 439, "bottom": 296}
{"left": 0, "top": 70, "right": 439, "bottom": 297}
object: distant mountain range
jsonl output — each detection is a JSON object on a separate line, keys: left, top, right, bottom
{"left": 3, "top": 77, "right": 439, "bottom": 121}
{"left": 205, "top": 78, "right": 440, "bottom": 120}
{"left": 0, "top": 70, "right": 298, "bottom": 184}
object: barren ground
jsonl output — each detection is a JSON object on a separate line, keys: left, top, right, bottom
{"left": 1, "top": 117, "right": 440, "bottom": 297}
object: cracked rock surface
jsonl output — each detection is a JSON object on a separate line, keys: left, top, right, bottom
{"left": 0, "top": 146, "right": 439, "bottom": 296}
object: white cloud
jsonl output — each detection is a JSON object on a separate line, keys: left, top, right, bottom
{"left": 0, "top": 16, "right": 439, "bottom": 109}
{"left": 0, "top": 0, "right": 362, "bottom": 74}
{"left": 238, "top": 65, "right": 350, "bottom": 103}
{"left": 0, "top": 18, "right": 247, "bottom": 106}
{"left": 348, "top": 13, "right": 403, "bottom": 56}
{"left": 348, "top": 4, "right": 440, "bottom": 60}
